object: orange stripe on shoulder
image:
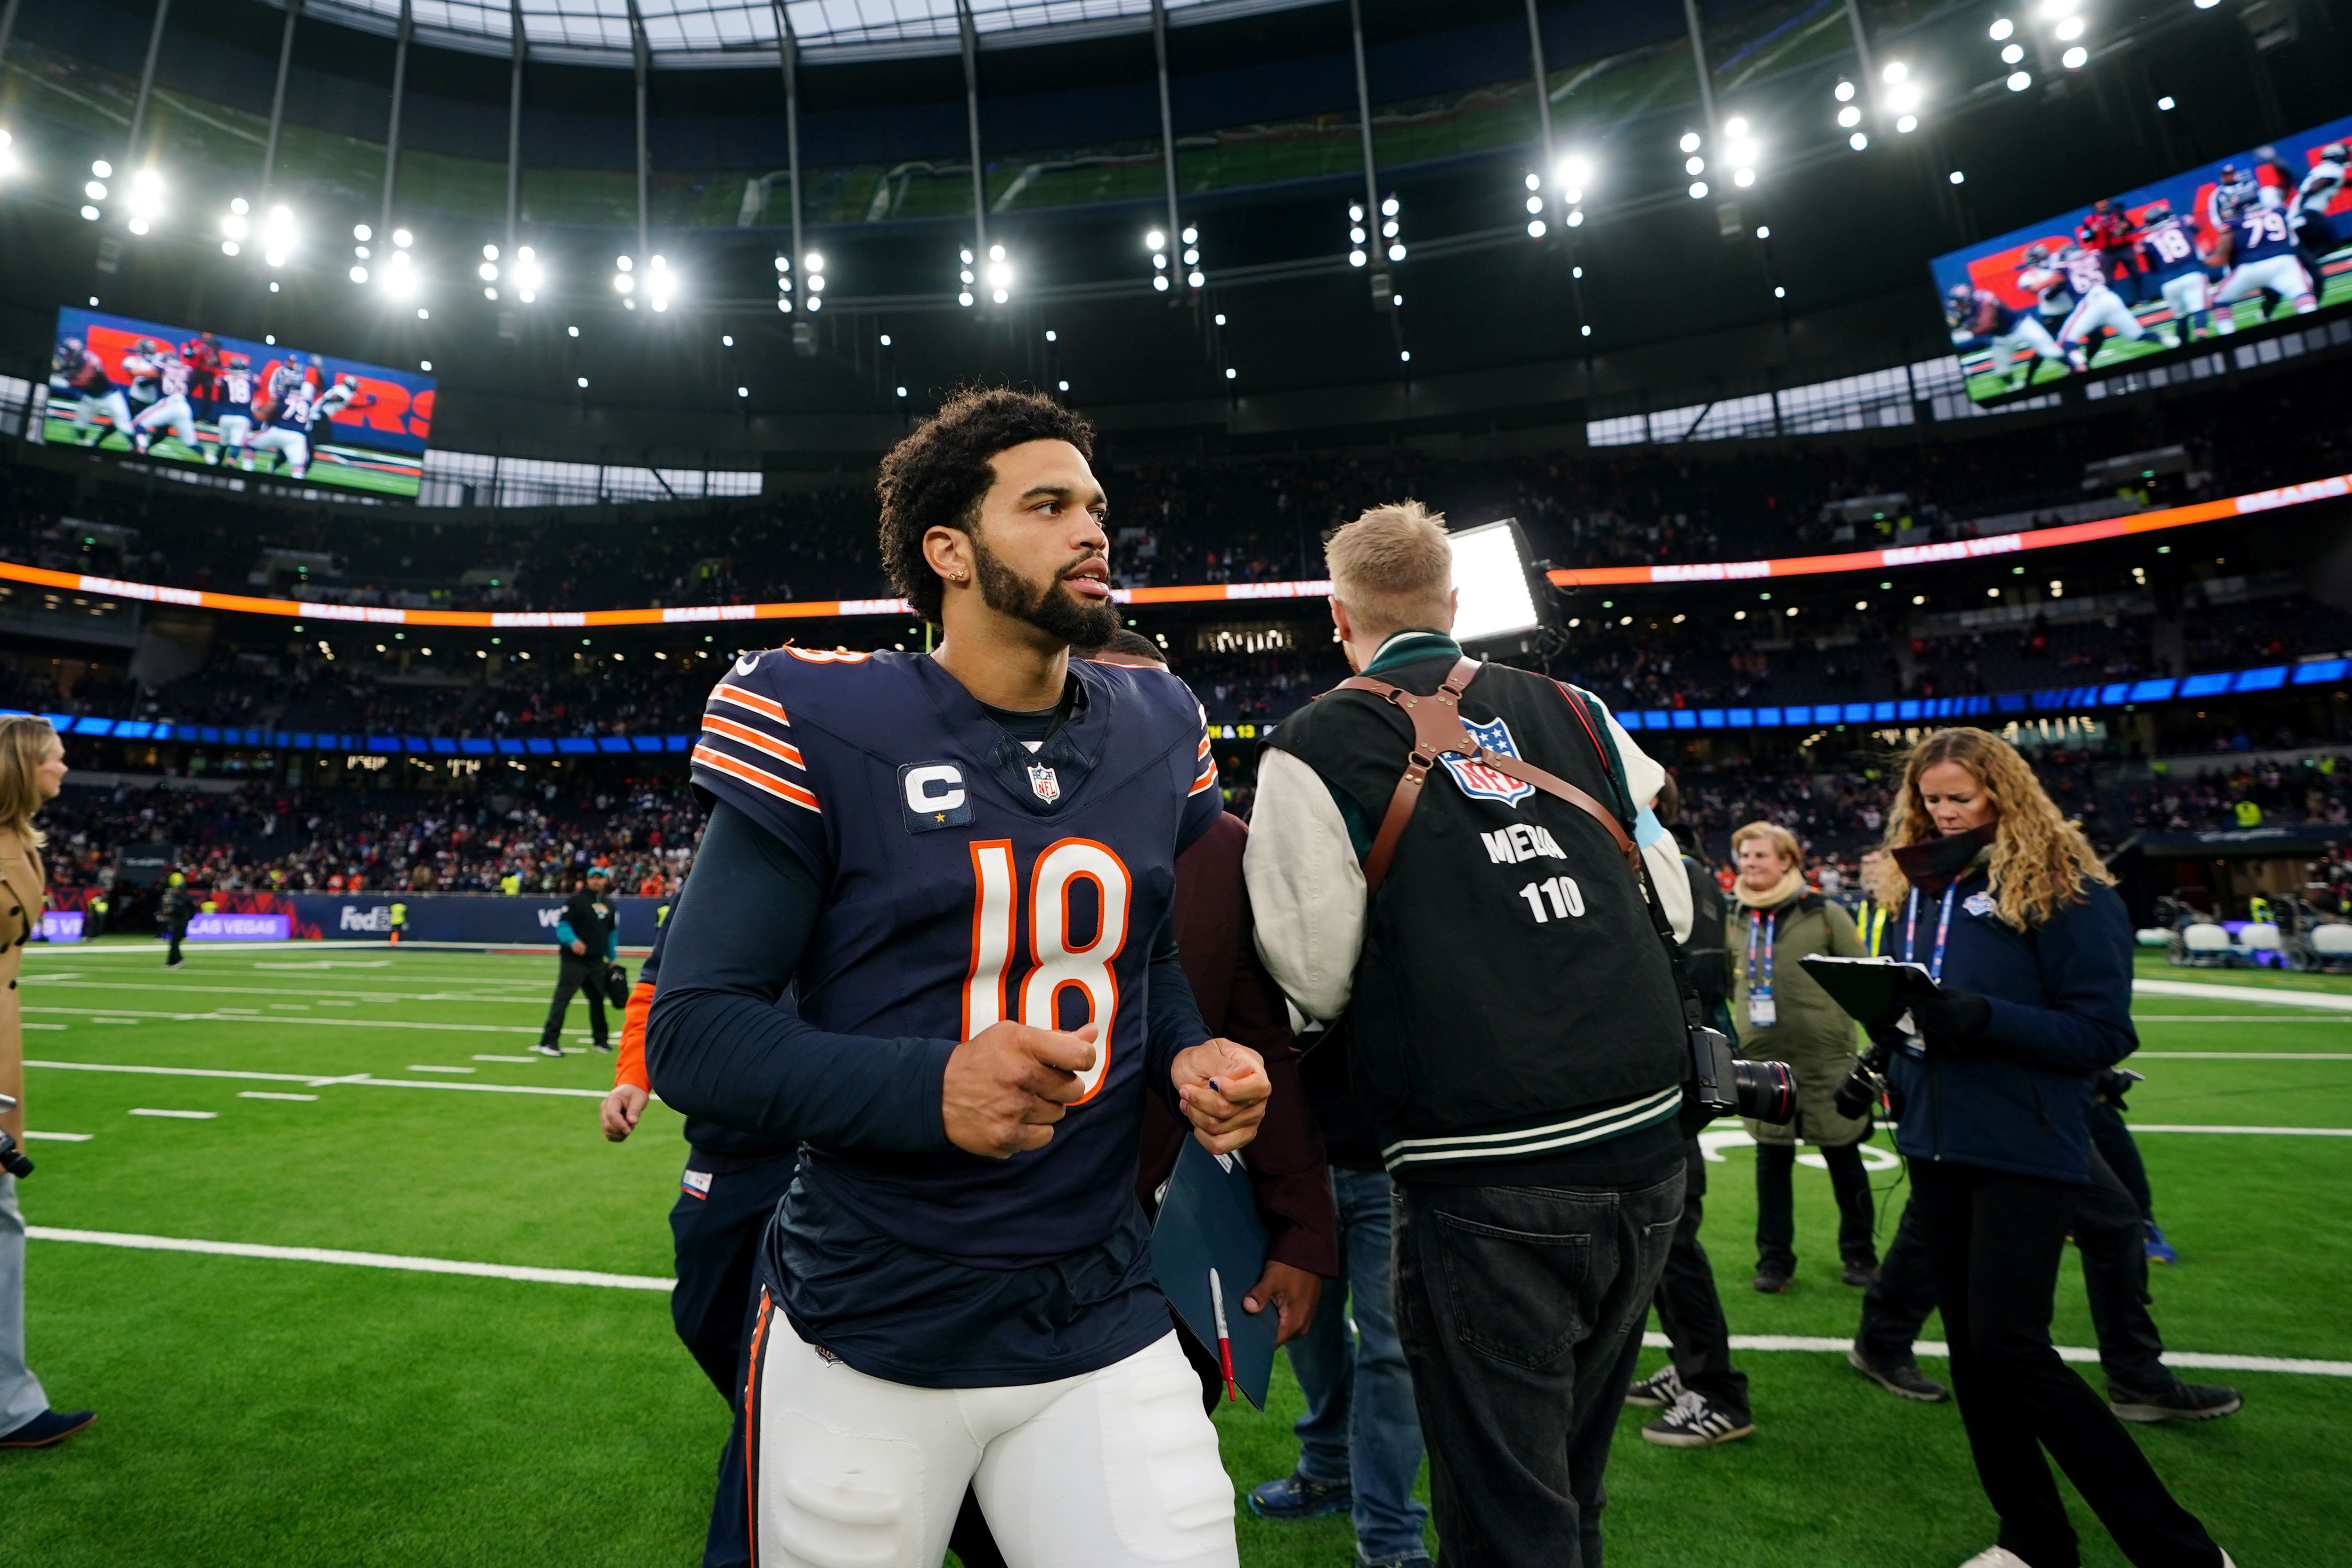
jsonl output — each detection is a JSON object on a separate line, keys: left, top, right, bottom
{"left": 692, "top": 744, "right": 822, "bottom": 815}
{"left": 711, "top": 682, "right": 790, "bottom": 726}
{"left": 700, "top": 713, "right": 807, "bottom": 770}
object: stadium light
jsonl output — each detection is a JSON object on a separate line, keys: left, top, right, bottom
{"left": 614, "top": 253, "right": 637, "bottom": 309}
{"left": 1346, "top": 203, "right": 1367, "bottom": 268}
{"left": 260, "top": 204, "right": 295, "bottom": 268}
{"left": 1146, "top": 227, "right": 1170, "bottom": 291}
{"left": 382, "top": 244, "right": 418, "bottom": 300}
{"left": 957, "top": 247, "right": 976, "bottom": 307}
{"left": 2002, "top": 42, "right": 2025, "bottom": 62}
{"left": 2061, "top": 45, "right": 2087, "bottom": 66}
{"left": 512, "top": 245, "right": 543, "bottom": 302}
{"left": 0, "top": 129, "right": 16, "bottom": 182}
{"left": 220, "top": 196, "right": 249, "bottom": 256}
{"left": 123, "top": 167, "right": 163, "bottom": 236}
{"left": 2055, "top": 14, "right": 2084, "bottom": 38}
{"left": 647, "top": 254, "right": 675, "bottom": 311}
{"left": 985, "top": 243, "right": 1012, "bottom": 305}
{"left": 1182, "top": 226, "right": 1203, "bottom": 289}
{"left": 775, "top": 252, "right": 794, "bottom": 312}
{"left": 1679, "top": 130, "right": 1701, "bottom": 153}
{"left": 1380, "top": 195, "right": 1404, "bottom": 262}
{"left": 1722, "top": 118, "right": 1759, "bottom": 187}
{"left": 805, "top": 250, "right": 825, "bottom": 312}
{"left": 1990, "top": 16, "right": 2015, "bottom": 38}
{"left": 2009, "top": 70, "right": 2033, "bottom": 90}
{"left": 1851, "top": 131, "right": 1870, "bottom": 150}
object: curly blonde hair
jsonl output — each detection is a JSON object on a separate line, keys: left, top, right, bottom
{"left": 1867, "top": 727, "right": 2111, "bottom": 928}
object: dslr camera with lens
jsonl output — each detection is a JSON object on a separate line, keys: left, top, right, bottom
{"left": 1684, "top": 1026, "right": 1797, "bottom": 1126}
{"left": 0, "top": 1093, "right": 32, "bottom": 1179}
{"left": 1833, "top": 1038, "right": 1894, "bottom": 1122}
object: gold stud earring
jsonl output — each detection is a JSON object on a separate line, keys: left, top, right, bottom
{"left": 951, "top": 570, "right": 969, "bottom": 584}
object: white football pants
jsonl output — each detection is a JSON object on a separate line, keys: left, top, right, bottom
{"left": 247, "top": 426, "right": 310, "bottom": 478}
{"left": 2216, "top": 255, "right": 2317, "bottom": 314}
{"left": 2059, "top": 286, "right": 2146, "bottom": 349}
{"left": 69, "top": 390, "right": 130, "bottom": 443}
{"left": 1994, "top": 315, "right": 2063, "bottom": 372}
{"left": 132, "top": 393, "right": 196, "bottom": 447}
{"left": 748, "top": 1316, "right": 1238, "bottom": 1568}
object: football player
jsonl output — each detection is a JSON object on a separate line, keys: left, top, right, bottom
{"left": 120, "top": 337, "right": 166, "bottom": 410}
{"left": 2295, "top": 141, "right": 2347, "bottom": 262}
{"left": 2017, "top": 241, "right": 2079, "bottom": 337}
{"left": 51, "top": 336, "right": 131, "bottom": 447}
{"left": 2049, "top": 243, "right": 2152, "bottom": 370}
{"left": 179, "top": 332, "right": 223, "bottom": 428}
{"left": 2077, "top": 198, "right": 2143, "bottom": 304}
{"left": 2212, "top": 191, "right": 2318, "bottom": 331}
{"left": 2134, "top": 199, "right": 2217, "bottom": 345}
{"left": 212, "top": 352, "right": 257, "bottom": 468}
{"left": 1945, "top": 282, "right": 2066, "bottom": 392}
{"left": 647, "top": 389, "right": 1265, "bottom": 1568}
{"left": 245, "top": 372, "right": 317, "bottom": 478}
{"left": 128, "top": 342, "right": 200, "bottom": 458}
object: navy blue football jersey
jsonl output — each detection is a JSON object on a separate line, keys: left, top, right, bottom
{"left": 2229, "top": 201, "right": 2301, "bottom": 264}
{"left": 689, "top": 647, "right": 1223, "bottom": 1265}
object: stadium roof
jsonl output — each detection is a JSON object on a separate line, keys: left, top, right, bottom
{"left": 290, "top": 0, "right": 1318, "bottom": 65}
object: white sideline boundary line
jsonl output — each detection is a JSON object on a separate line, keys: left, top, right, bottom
{"left": 28, "top": 1005, "right": 563, "bottom": 1036}
{"left": 1643, "top": 1333, "right": 2352, "bottom": 1379}
{"left": 2134, "top": 1050, "right": 2352, "bottom": 1057}
{"left": 21, "top": 1227, "right": 2348, "bottom": 1376}
{"left": 2130, "top": 1124, "right": 2352, "bottom": 1136}
{"left": 24, "top": 1227, "right": 675, "bottom": 1292}
{"left": 25, "top": 1060, "right": 614, "bottom": 1100}
{"left": 2135, "top": 978, "right": 2352, "bottom": 1011}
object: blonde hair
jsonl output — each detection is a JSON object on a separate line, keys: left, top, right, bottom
{"left": 1325, "top": 501, "right": 1453, "bottom": 641}
{"left": 0, "top": 715, "right": 56, "bottom": 849}
{"left": 1868, "top": 727, "right": 2111, "bottom": 928}
{"left": 1731, "top": 821, "right": 1802, "bottom": 868}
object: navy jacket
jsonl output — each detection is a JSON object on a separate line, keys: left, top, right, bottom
{"left": 1884, "top": 869, "right": 2137, "bottom": 1185}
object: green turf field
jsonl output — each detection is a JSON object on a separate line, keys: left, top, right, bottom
{"left": 36, "top": 419, "right": 423, "bottom": 498}
{"left": 5, "top": 942, "right": 2347, "bottom": 1566}
{"left": 1962, "top": 256, "right": 2352, "bottom": 403}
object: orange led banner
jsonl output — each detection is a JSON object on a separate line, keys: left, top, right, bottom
{"left": 7, "top": 473, "right": 2343, "bottom": 628}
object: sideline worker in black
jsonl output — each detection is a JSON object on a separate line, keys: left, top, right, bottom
{"left": 1625, "top": 778, "right": 1757, "bottom": 1450}
{"left": 160, "top": 872, "right": 194, "bottom": 970}
{"left": 1856, "top": 726, "right": 2235, "bottom": 1568}
{"left": 1246, "top": 501, "right": 1694, "bottom": 1568}
{"left": 537, "top": 869, "right": 617, "bottom": 1056}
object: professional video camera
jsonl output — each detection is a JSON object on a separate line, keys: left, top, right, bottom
{"left": 0, "top": 1093, "right": 32, "bottom": 1179}
{"left": 1685, "top": 1026, "right": 1797, "bottom": 1125}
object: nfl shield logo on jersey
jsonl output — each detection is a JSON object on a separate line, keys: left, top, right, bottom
{"left": 1439, "top": 716, "right": 1537, "bottom": 807}
{"left": 1027, "top": 763, "right": 1061, "bottom": 804}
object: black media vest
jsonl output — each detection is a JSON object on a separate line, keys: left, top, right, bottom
{"left": 1268, "top": 655, "right": 1686, "bottom": 1163}
{"left": 1681, "top": 855, "right": 1730, "bottom": 1018}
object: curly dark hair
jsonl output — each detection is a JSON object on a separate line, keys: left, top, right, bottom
{"left": 877, "top": 387, "right": 1095, "bottom": 624}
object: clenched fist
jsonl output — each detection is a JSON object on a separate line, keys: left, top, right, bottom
{"left": 1171, "top": 1038, "right": 1269, "bottom": 1156}
{"left": 943, "top": 1021, "right": 1099, "bottom": 1159}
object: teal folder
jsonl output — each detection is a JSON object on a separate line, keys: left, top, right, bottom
{"left": 1151, "top": 1138, "right": 1277, "bottom": 1411}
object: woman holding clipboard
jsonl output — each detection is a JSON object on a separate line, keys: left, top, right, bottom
{"left": 1864, "top": 728, "right": 2231, "bottom": 1568}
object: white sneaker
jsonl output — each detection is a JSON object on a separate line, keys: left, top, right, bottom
{"left": 1958, "top": 1551, "right": 2035, "bottom": 1568}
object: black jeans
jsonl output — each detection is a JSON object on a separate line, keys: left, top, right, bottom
{"left": 1393, "top": 1160, "right": 1684, "bottom": 1568}
{"left": 1861, "top": 1149, "right": 2167, "bottom": 1391}
{"left": 2090, "top": 1100, "right": 2156, "bottom": 1221}
{"left": 1754, "top": 1138, "right": 1879, "bottom": 1273}
{"left": 539, "top": 953, "right": 610, "bottom": 1047}
{"left": 1650, "top": 1141, "right": 1750, "bottom": 1418}
{"left": 1909, "top": 1158, "right": 2223, "bottom": 1568}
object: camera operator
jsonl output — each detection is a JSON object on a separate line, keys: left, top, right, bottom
{"left": 0, "top": 715, "right": 93, "bottom": 1449}
{"left": 1859, "top": 728, "right": 2234, "bottom": 1568}
{"left": 1245, "top": 502, "right": 1695, "bottom": 1568}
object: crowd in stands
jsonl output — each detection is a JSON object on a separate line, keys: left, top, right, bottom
{"left": 6, "top": 351, "right": 2351, "bottom": 622}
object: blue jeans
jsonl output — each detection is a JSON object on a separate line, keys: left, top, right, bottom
{"left": 1285, "top": 1167, "right": 1429, "bottom": 1565}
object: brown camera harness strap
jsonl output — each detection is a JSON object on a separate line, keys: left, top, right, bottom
{"left": 1332, "top": 656, "right": 1639, "bottom": 897}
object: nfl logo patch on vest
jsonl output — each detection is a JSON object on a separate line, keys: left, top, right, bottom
{"left": 1027, "top": 763, "right": 1061, "bottom": 804}
{"left": 1439, "top": 716, "right": 1536, "bottom": 807}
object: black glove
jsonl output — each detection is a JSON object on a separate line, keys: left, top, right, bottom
{"left": 1911, "top": 988, "right": 1992, "bottom": 1048}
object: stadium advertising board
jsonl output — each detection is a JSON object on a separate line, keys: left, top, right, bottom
{"left": 187, "top": 912, "right": 292, "bottom": 942}
{"left": 1931, "top": 113, "right": 2352, "bottom": 405}
{"left": 41, "top": 307, "right": 434, "bottom": 499}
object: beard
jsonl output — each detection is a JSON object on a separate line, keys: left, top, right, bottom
{"left": 970, "top": 530, "right": 1119, "bottom": 648}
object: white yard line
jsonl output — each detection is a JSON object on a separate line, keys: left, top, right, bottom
{"left": 25, "top": 1060, "right": 613, "bottom": 1099}
{"left": 2131, "top": 1124, "right": 2352, "bottom": 1136}
{"left": 23, "top": 1131, "right": 91, "bottom": 1142}
{"left": 27, "top": 1005, "right": 556, "bottom": 1036}
{"left": 23, "top": 1227, "right": 675, "bottom": 1291}
{"left": 238, "top": 1091, "right": 318, "bottom": 1102}
{"left": 129, "top": 1108, "right": 215, "bottom": 1120}
{"left": 1653, "top": 1333, "right": 2352, "bottom": 1379}
{"left": 2134, "top": 1051, "right": 2352, "bottom": 1059}
{"left": 24, "top": 980, "right": 545, "bottom": 1004}
{"left": 2134, "top": 1015, "right": 2352, "bottom": 1023}
{"left": 2135, "top": 978, "right": 2352, "bottom": 1011}
{"left": 406, "top": 1065, "right": 477, "bottom": 1074}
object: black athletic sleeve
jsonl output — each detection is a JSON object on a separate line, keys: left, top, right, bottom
{"left": 644, "top": 800, "right": 958, "bottom": 1152}
{"left": 1145, "top": 913, "right": 1211, "bottom": 1117}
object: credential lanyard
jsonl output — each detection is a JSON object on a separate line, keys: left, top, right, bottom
{"left": 1745, "top": 906, "right": 1778, "bottom": 1028}
{"left": 1903, "top": 885, "right": 1958, "bottom": 982}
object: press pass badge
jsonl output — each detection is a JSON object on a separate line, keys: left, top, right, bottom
{"left": 1749, "top": 993, "right": 1778, "bottom": 1029}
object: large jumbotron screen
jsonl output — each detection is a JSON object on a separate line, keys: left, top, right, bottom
{"left": 41, "top": 307, "right": 434, "bottom": 498}
{"left": 1930, "top": 111, "right": 2352, "bottom": 406}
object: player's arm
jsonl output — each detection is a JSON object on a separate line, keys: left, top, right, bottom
{"left": 602, "top": 918, "right": 666, "bottom": 1140}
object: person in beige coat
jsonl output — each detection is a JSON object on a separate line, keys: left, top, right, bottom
{"left": 0, "top": 715, "right": 91, "bottom": 1448}
{"left": 1725, "top": 821, "right": 1881, "bottom": 1295}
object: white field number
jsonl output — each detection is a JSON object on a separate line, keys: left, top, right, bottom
{"left": 1517, "top": 875, "right": 1585, "bottom": 923}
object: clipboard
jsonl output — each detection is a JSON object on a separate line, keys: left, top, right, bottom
{"left": 1151, "top": 1138, "right": 1276, "bottom": 1411}
{"left": 1798, "top": 954, "right": 1945, "bottom": 1028}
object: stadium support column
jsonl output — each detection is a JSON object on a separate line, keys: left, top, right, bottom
{"left": 125, "top": 0, "right": 171, "bottom": 171}
{"left": 629, "top": 0, "right": 650, "bottom": 261}
{"left": 1347, "top": 0, "right": 1384, "bottom": 309}
{"left": 1522, "top": 0, "right": 1551, "bottom": 164}
{"left": 1839, "top": 0, "right": 1876, "bottom": 113}
{"left": 771, "top": 0, "right": 802, "bottom": 276}
{"left": 381, "top": 0, "right": 410, "bottom": 239}
{"left": 1680, "top": 0, "right": 1717, "bottom": 143}
{"left": 1150, "top": 0, "right": 1180, "bottom": 277}
{"left": 260, "top": 0, "right": 303, "bottom": 198}
{"left": 505, "top": 0, "right": 524, "bottom": 255}
{"left": 959, "top": 0, "right": 987, "bottom": 268}
{"left": 0, "top": 0, "right": 19, "bottom": 94}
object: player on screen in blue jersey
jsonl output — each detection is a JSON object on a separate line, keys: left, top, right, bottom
{"left": 2212, "top": 184, "right": 2319, "bottom": 330}
{"left": 646, "top": 388, "right": 1266, "bottom": 1568}
{"left": 2134, "top": 199, "right": 2220, "bottom": 344}
{"left": 1946, "top": 282, "right": 2067, "bottom": 392}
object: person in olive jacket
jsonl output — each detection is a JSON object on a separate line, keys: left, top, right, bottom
{"left": 1863, "top": 727, "right": 2235, "bottom": 1568}
{"left": 1725, "top": 821, "right": 1879, "bottom": 1293}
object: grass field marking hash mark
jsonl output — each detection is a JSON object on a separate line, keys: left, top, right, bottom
{"left": 2136, "top": 979, "right": 2352, "bottom": 1011}
{"left": 238, "top": 1091, "right": 320, "bottom": 1101}
{"left": 407, "top": 1065, "right": 478, "bottom": 1074}
{"left": 22, "top": 1131, "right": 90, "bottom": 1141}
{"left": 26, "top": 978, "right": 556, "bottom": 1004}
{"left": 26, "top": 1005, "right": 568, "bottom": 1035}
{"left": 2134, "top": 1050, "right": 2352, "bottom": 1058}
{"left": 128, "top": 1108, "right": 217, "bottom": 1120}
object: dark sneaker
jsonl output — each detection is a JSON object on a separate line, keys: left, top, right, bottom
{"left": 1842, "top": 1259, "right": 1881, "bottom": 1288}
{"left": 2109, "top": 1380, "right": 2243, "bottom": 1423}
{"left": 1625, "top": 1362, "right": 1685, "bottom": 1409}
{"left": 0, "top": 1409, "right": 95, "bottom": 1447}
{"left": 1641, "top": 1390, "right": 1754, "bottom": 1447}
{"left": 2145, "top": 1221, "right": 2179, "bottom": 1265}
{"left": 1247, "top": 1470, "right": 1352, "bottom": 1522}
{"left": 1847, "top": 1343, "right": 1949, "bottom": 1402}
{"left": 531, "top": 1042, "right": 564, "bottom": 1058}
{"left": 1752, "top": 1266, "right": 1791, "bottom": 1294}
{"left": 592, "top": 1040, "right": 613, "bottom": 1053}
